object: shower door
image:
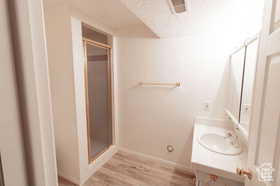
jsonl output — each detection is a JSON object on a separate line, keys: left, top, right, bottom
{"left": 83, "top": 39, "right": 112, "bottom": 163}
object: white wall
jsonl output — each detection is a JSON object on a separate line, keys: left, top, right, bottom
{"left": 44, "top": 5, "right": 80, "bottom": 183}
{"left": 116, "top": 36, "right": 229, "bottom": 167}
{"left": 43, "top": 0, "right": 264, "bottom": 180}
{"left": 44, "top": 3, "right": 118, "bottom": 185}
{"left": 116, "top": 0, "right": 264, "bottom": 167}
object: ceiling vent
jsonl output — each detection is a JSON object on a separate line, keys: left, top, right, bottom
{"left": 169, "top": 0, "right": 186, "bottom": 14}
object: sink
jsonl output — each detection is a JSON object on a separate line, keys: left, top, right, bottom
{"left": 198, "top": 133, "right": 242, "bottom": 155}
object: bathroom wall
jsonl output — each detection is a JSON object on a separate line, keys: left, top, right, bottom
{"left": 44, "top": 3, "right": 118, "bottom": 185}
{"left": 116, "top": 36, "right": 229, "bottom": 167}
{"left": 116, "top": 0, "right": 264, "bottom": 167}
{"left": 43, "top": 0, "right": 264, "bottom": 178}
{"left": 44, "top": 5, "right": 80, "bottom": 183}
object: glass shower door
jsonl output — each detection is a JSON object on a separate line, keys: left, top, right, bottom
{"left": 84, "top": 40, "right": 112, "bottom": 162}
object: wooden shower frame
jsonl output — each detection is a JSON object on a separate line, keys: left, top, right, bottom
{"left": 82, "top": 36, "right": 113, "bottom": 164}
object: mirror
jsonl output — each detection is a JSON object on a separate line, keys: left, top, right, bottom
{"left": 240, "top": 39, "right": 259, "bottom": 132}
{"left": 227, "top": 47, "right": 246, "bottom": 121}
{"left": 226, "top": 37, "right": 259, "bottom": 134}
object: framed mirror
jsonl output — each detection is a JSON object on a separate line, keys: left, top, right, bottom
{"left": 227, "top": 47, "right": 246, "bottom": 122}
{"left": 239, "top": 39, "right": 259, "bottom": 132}
{"left": 226, "top": 37, "right": 259, "bottom": 136}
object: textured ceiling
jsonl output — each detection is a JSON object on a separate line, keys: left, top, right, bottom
{"left": 43, "top": 0, "right": 157, "bottom": 37}
{"left": 120, "top": 0, "right": 264, "bottom": 38}
{"left": 44, "top": 0, "right": 264, "bottom": 38}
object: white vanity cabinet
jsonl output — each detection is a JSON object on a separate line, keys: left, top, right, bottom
{"left": 195, "top": 171, "right": 243, "bottom": 186}
{"left": 191, "top": 122, "right": 246, "bottom": 186}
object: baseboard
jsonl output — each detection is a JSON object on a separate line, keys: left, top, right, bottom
{"left": 58, "top": 171, "right": 79, "bottom": 185}
{"left": 58, "top": 176, "right": 79, "bottom": 186}
{"left": 118, "top": 147, "right": 194, "bottom": 174}
{"left": 80, "top": 145, "right": 118, "bottom": 185}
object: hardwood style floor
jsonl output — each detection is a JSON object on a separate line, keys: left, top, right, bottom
{"left": 59, "top": 151, "right": 195, "bottom": 186}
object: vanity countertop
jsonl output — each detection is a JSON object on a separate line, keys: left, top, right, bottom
{"left": 191, "top": 123, "right": 247, "bottom": 182}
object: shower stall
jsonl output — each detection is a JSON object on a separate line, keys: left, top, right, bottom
{"left": 82, "top": 24, "right": 113, "bottom": 162}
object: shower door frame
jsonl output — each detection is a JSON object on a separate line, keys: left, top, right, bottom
{"left": 83, "top": 38, "right": 113, "bottom": 163}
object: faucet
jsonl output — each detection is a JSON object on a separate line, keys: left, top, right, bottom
{"left": 225, "top": 131, "right": 239, "bottom": 147}
{"left": 224, "top": 131, "right": 233, "bottom": 138}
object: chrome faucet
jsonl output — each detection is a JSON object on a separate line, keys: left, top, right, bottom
{"left": 225, "top": 131, "right": 239, "bottom": 147}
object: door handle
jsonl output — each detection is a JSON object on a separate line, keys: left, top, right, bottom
{"left": 236, "top": 168, "right": 253, "bottom": 180}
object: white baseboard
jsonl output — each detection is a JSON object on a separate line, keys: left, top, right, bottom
{"left": 58, "top": 145, "right": 117, "bottom": 186}
{"left": 80, "top": 145, "right": 118, "bottom": 185}
{"left": 117, "top": 147, "right": 194, "bottom": 173}
{"left": 58, "top": 171, "right": 79, "bottom": 185}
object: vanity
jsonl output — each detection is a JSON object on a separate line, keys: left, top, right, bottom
{"left": 191, "top": 120, "right": 246, "bottom": 186}
{"left": 191, "top": 36, "right": 259, "bottom": 186}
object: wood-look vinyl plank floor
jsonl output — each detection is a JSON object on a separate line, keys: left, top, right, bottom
{"left": 59, "top": 151, "right": 195, "bottom": 186}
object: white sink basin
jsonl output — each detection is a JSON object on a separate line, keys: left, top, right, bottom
{"left": 198, "top": 133, "right": 242, "bottom": 155}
